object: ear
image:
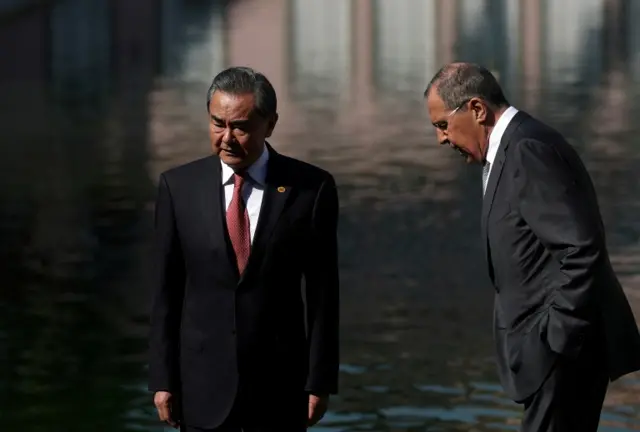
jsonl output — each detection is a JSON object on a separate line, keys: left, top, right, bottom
{"left": 265, "top": 113, "right": 279, "bottom": 138}
{"left": 469, "top": 98, "right": 489, "bottom": 124}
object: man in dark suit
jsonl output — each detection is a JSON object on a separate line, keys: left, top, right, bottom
{"left": 424, "top": 62, "right": 640, "bottom": 431}
{"left": 148, "top": 66, "right": 340, "bottom": 431}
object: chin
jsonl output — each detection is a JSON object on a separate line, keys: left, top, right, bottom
{"left": 219, "top": 152, "right": 246, "bottom": 167}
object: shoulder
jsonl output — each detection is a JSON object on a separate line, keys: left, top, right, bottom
{"left": 160, "top": 155, "right": 218, "bottom": 184}
{"left": 507, "top": 112, "right": 561, "bottom": 144}
{"left": 506, "top": 130, "right": 588, "bottom": 189}
{"left": 506, "top": 116, "right": 575, "bottom": 164}
{"left": 272, "top": 152, "right": 336, "bottom": 188}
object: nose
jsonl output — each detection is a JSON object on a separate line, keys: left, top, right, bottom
{"left": 436, "top": 129, "right": 448, "bottom": 145}
{"left": 222, "top": 127, "right": 233, "bottom": 144}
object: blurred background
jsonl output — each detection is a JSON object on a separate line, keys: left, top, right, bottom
{"left": 1, "top": 0, "right": 640, "bottom": 430}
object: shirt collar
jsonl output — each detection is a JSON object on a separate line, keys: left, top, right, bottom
{"left": 221, "top": 143, "right": 269, "bottom": 186}
{"left": 486, "top": 106, "right": 519, "bottom": 165}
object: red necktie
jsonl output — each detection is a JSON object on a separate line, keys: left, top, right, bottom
{"left": 226, "top": 173, "right": 251, "bottom": 274}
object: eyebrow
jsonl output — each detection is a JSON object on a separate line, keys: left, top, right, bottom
{"left": 211, "top": 115, "right": 251, "bottom": 127}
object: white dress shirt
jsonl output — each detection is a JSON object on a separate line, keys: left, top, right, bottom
{"left": 220, "top": 145, "right": 269, "bottom": 243}
{"left": 484, "top": 106, "right": 519, "bottom": 190}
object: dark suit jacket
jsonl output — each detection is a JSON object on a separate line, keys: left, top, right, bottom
{"left": 148, "top": 145, "right": 340, "bottom": 429}
{"left": 482, "top": 111, "right": 640, "bottom": 403}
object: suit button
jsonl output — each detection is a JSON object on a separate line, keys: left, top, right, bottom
{"left": 232, "top": 329, "right": 236, "bottom": 335}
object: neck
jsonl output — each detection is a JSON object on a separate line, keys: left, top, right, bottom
{"left": 481, "top": 105, "right": 509, "bottom": 160}
{"left": 232, "top": 144, "right": 267, "bottom": 172}
{"left": 487, "top": 105, "right": 509, "bottom": 137}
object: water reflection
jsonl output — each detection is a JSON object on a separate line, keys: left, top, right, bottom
{"left": 1, "top": 0, "right": 640, "bottom": 430}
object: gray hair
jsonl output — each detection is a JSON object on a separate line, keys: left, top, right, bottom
{"left": 206, "top": 66, "right": 277, "bottom": 117}
{"left": 424, "top": 62, "right": 509, "bottom": 110}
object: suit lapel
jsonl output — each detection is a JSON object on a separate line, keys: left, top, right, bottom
{"left": 481, "top": 146, "right": 506, "bottom": 266}
{"left": 239, "top": 147, "right": 292, "bottom": 284}
{"left": 480, "top": 112, "right": 528, "bottom": 272}
{"left": 201, "top": 156, "right": 238, "bottom": 281}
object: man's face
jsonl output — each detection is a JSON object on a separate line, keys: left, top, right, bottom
{"left": 426, "top": 90, "right": 487, "bottom": 164}
{"left": 208, "top": 91, "right": 278, "bottom": 170}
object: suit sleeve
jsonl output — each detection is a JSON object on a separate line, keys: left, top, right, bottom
{"left": 304, "top": 175, "right": 340, "bottom": 395}
{"left": 515, "top": 139, "right": 602, "bottom": 357}
{"left": 148, "top": 173, "right": 186, "bottom": 393}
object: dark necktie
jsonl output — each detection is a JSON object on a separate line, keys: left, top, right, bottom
{"left": 226, "top": 173, "right": 251, "bottom": 274}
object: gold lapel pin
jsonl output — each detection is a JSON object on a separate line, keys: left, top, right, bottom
{"left": 277, "top": 186, "right": 286, "bottom": 193}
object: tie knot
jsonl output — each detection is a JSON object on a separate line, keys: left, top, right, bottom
{"left": 233, "top": 172, "right": 247, "bottom": 188}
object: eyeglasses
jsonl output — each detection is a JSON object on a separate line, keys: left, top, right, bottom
{"left": 433, "top": 99, "right": 471, "bottom": 131}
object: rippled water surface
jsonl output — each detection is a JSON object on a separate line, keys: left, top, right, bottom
{"left": 2, "top": 0, "right": 640, "bottom": 430}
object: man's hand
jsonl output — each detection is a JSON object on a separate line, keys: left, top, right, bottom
{"left": 308, "top": 394, "right": 329, "bottom": 427}
{"left": 154, "top": 391, "right": 180, "bottom": 429}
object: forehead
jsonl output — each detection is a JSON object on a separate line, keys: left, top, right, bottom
{"left": 209, "top": 91, "right": 255, "bottom": 119}
{"left": 425, "top": 89, "right": 447, "bottom": 119}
